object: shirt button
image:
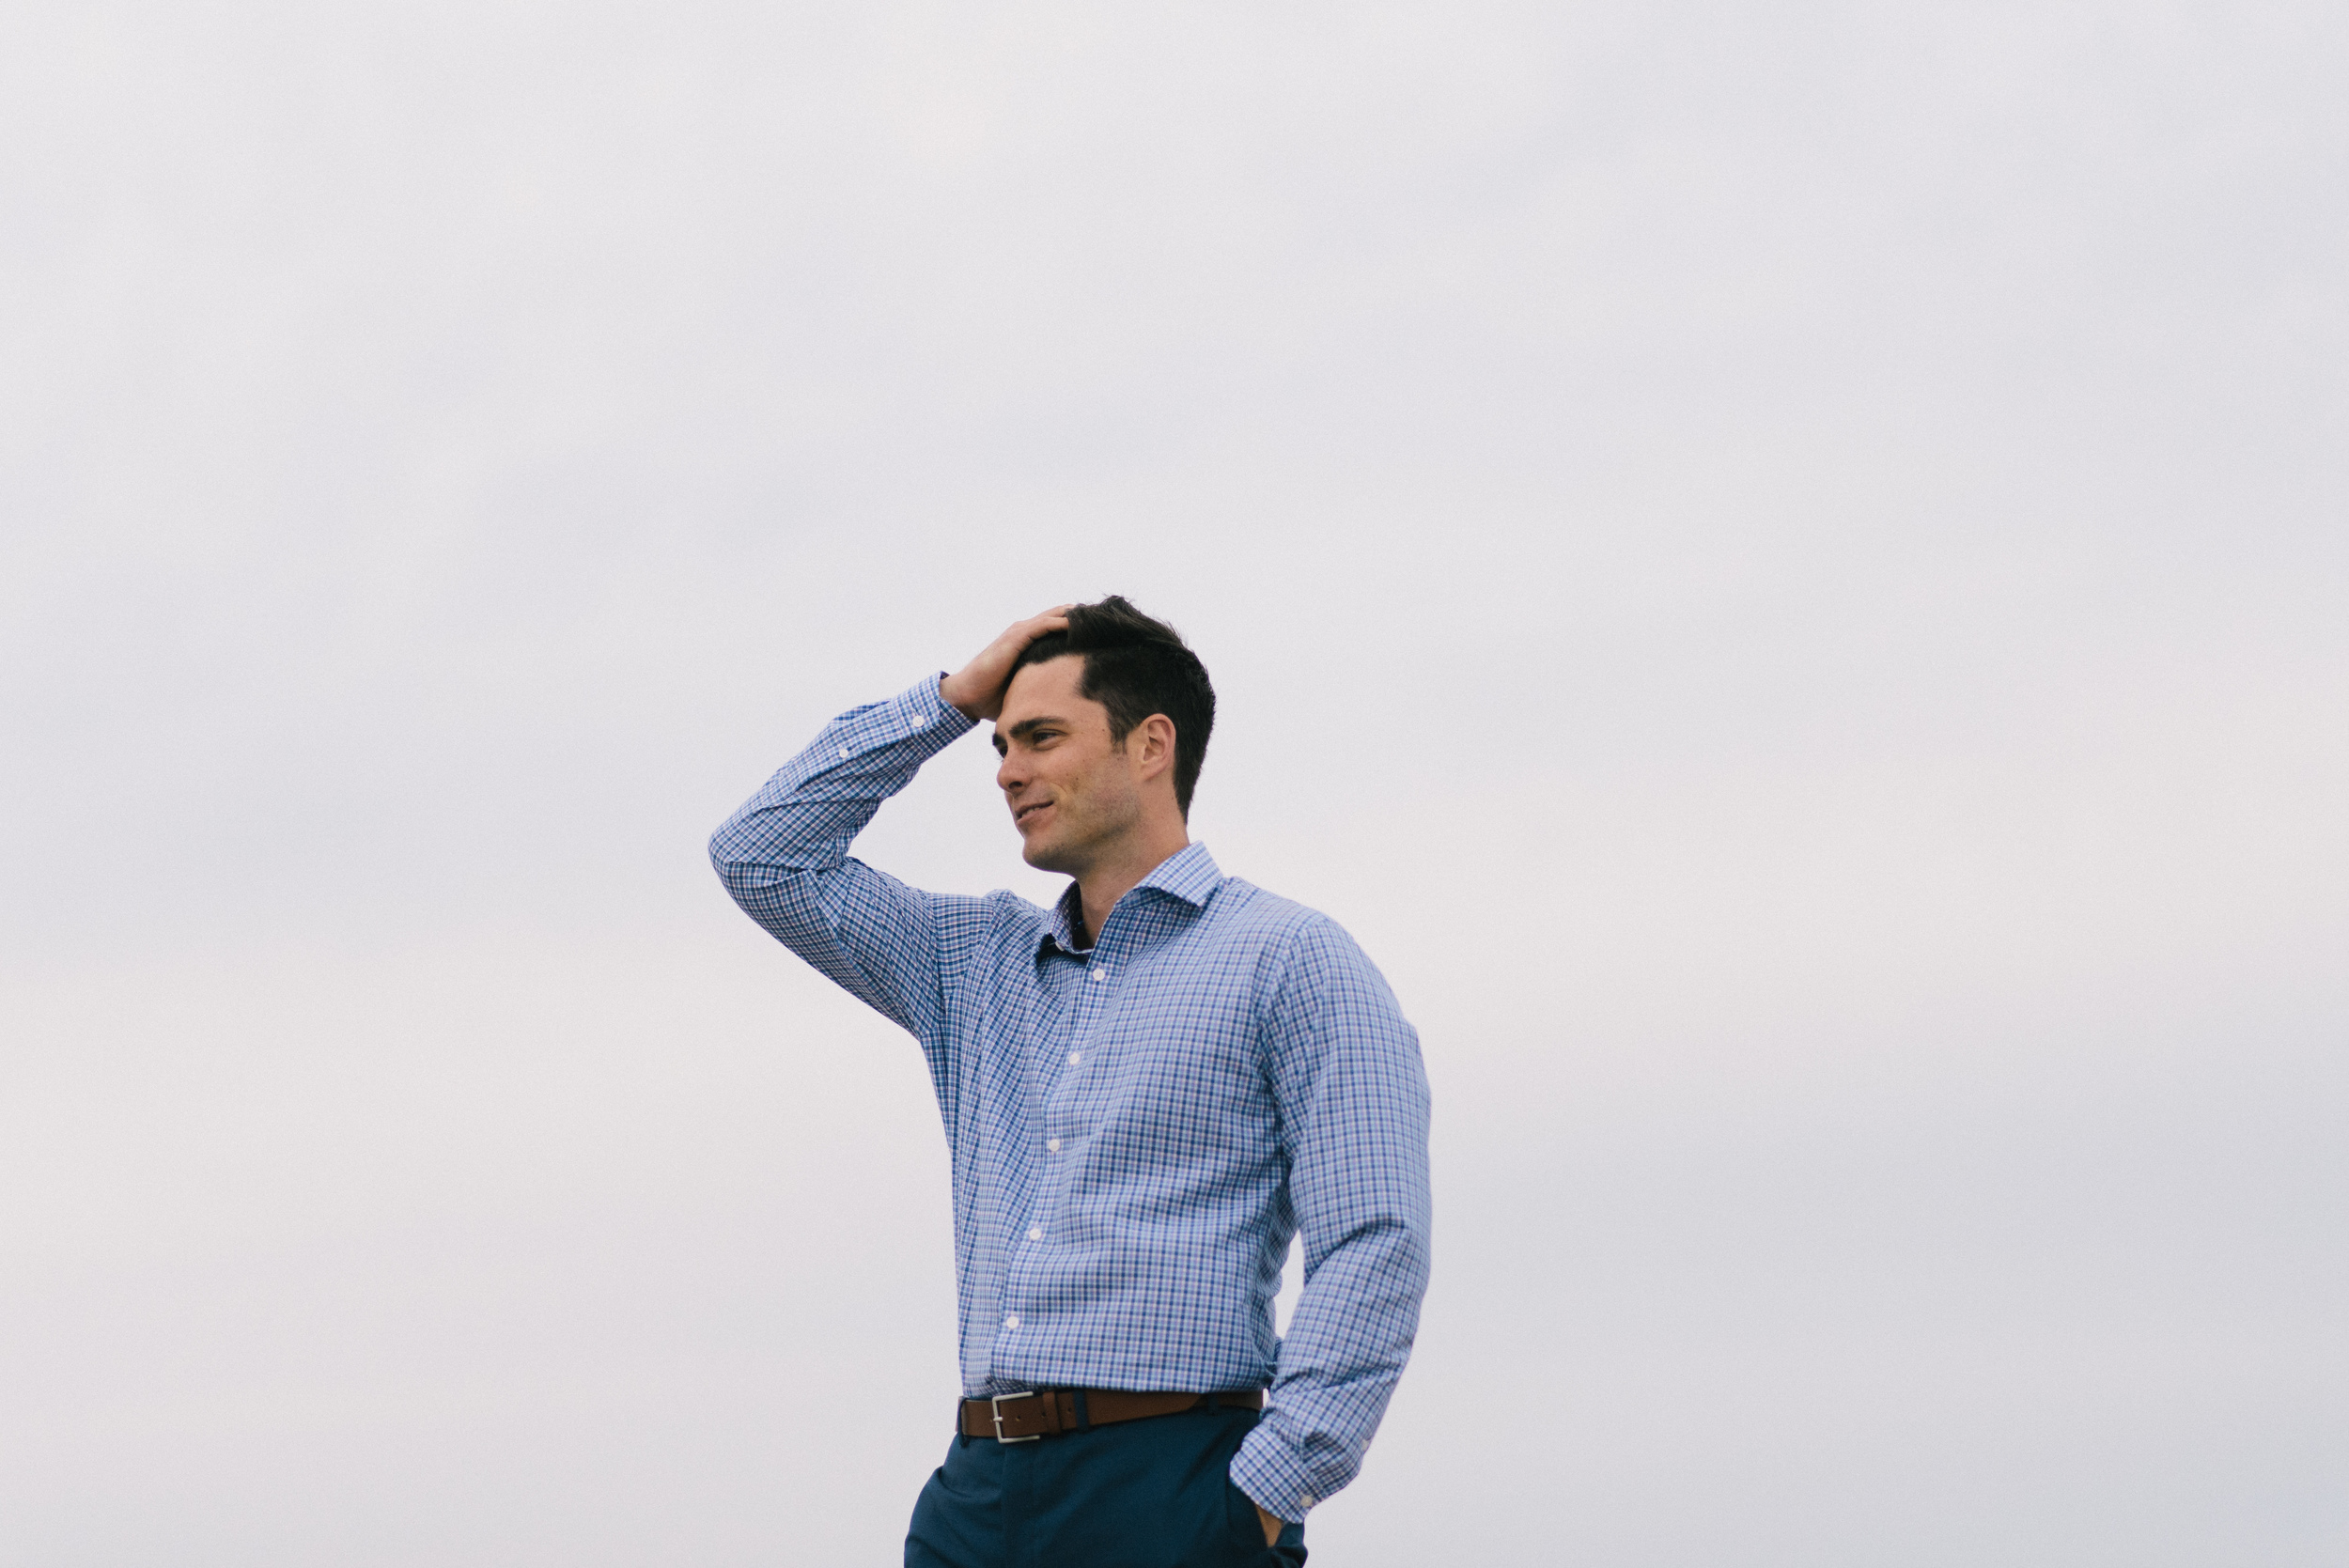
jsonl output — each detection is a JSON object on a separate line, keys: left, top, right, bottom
{"left": 1027, "top": 1225, "right": 1042, "bottom": 1240}
{"left": 1299, "top": 1494, "right": 1315, "bottom": 1510}
{"left": 1004, "top": 1313, "right": 1019, "bottom": 1329}
{"left": 1066, "top": 1051, "right": 1081, "bottom": 1064}
{"left": 1046, "top": 1138, "right": 1061, "bottom": 1153}
{"left": 1089, "top": 967, "right": 1110, "bottom": 983}
{"left": 836, "top": 746, "right": 851, "bottom": 759}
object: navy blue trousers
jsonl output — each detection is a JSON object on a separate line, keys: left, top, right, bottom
{"left": 905, "top": 1401, "right": 1309, "bottom": 1568}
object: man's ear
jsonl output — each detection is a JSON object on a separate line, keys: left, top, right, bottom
{"left": 1135, "top": 714, "right": 1177, "bottom": 780}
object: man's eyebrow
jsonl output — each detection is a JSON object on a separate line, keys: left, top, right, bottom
{"left": 1001, "top": 714, "right": 1070, "bottom": 743}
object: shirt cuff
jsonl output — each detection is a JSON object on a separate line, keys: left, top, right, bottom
{"left": 814, "top": 676, "right": 977, "bottom": 774}
{"left": 1228, "top": 1423, "right": 1328, "bottom": 1525}
{"left": 899, "top": 673, "right": 978, "bottom": 738}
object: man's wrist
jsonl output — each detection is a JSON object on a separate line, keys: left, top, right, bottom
{"left": 1231, "top": 1427, "right": 1323, "bottom": 1529}
{"left": 938, "top": 670, "right": 982, "bottom": 722}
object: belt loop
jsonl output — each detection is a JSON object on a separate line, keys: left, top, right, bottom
{"left": 1072, "top": 1389, "right": 1090, "bottom": 1432}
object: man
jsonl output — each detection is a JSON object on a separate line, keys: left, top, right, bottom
{"left": 708, "top": 598, "right": 1431, "bottom": 1567}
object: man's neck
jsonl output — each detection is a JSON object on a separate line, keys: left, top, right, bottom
{"left": 1070, "top": 823, "right": 1192, "bottom": 950}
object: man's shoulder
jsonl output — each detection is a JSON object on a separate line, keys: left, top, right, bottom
{"left": 970, "top": 886, "right": 1051, "bottom": 931}
{"left": 1200, "top": 880, "right": 1408, "bottom": 1033}
{"left": 1200, "top": 877, "right": 1356, "bottom": 955}
{"left": 915, "top": 884, "right": 1053, "bottom": 952}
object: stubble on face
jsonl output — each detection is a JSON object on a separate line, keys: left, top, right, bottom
{"left": 993, "top": 656, "right": 1140, "bottom": 877}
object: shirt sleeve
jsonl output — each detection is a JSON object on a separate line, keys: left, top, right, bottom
{"left": 1229, "top": 917, "right": 1435, "bottom": 1522}
{"left": 707, "top": 675, "right": 982, "bottom": 1044}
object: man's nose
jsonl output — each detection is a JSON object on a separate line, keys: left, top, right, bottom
{"left": 996, "top": 749, "right": 1024, "bottom": 793}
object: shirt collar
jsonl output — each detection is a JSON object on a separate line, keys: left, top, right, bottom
{"left": 1041, "top": 842, "right": 1223, "bottom": 955}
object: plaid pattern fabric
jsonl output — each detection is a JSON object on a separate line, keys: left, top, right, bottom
{"left": 709, "top": 676, "right": 1432, "bottom": 1521}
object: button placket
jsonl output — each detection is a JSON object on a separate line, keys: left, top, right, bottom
{"left": 1033, "top": 940, "right": 1123, "bottom": 1266}
{"left": 1034, "top": 945, "right": 1086, "bottom": 1165}
{"left": 1055, "top": 950, "right": 1111, "bottom": 1104}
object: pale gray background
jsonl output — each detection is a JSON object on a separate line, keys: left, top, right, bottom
{"left": 4, "top": 2, "right": 2345, "bottom": 1563}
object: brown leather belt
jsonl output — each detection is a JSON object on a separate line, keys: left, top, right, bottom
{"left": 959, "top": 1388, "right": 1264, "bottom": 1443}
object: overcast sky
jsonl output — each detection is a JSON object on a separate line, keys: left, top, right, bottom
{"left": 4, "top": 2, "right": 2345, "bottom": 1563}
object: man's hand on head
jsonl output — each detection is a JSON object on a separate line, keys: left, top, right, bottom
{"left": 940, "top": 606, "right": 1074, "bottom": 722}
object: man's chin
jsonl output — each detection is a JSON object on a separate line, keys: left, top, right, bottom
{"left": 1020, "top": 834, "right": 1079, "bottom": 876}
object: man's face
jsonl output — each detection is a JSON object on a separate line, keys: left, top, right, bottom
{"left": 992, "top": 654, "right": 1141, "bottom": 875}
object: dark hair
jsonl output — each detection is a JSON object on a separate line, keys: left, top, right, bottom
{"left": 1010, "top": 596, "right": 1216, "bottom": 815}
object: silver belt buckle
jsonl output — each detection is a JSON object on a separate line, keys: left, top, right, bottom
{"left": 991, "top": 1390, "right": 1043, "bottom": 1443}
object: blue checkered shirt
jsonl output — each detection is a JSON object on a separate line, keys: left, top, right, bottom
{"left": 708, "top": 676, "right": 1433, "bottom": 1521}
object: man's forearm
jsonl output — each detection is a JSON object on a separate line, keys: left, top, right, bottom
{"left": 1231, "top": 1210, "right": 1430, "bottom": 1522}
{"left": 709, "top": 679, "right": 972, "bottom": 887}
{"left": 706, "top": 679, "right": 980, "bottom": 1039}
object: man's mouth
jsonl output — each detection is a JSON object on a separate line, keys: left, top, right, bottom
{"left": 1013, "top": 800, "right": 1052, "bottom": 828}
